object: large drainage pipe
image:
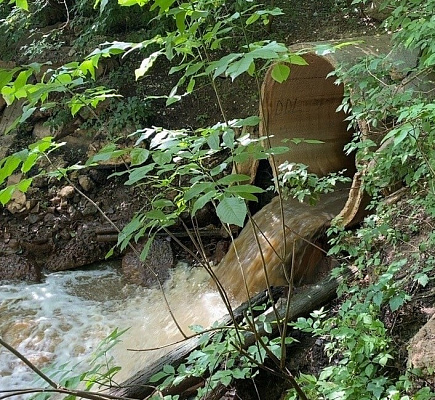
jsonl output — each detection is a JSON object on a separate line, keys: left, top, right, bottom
{"left": 254, "top": 35, "right": 419, "bottom": 226}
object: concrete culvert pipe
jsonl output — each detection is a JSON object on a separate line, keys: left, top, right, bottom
{"left": 254, "top": 35, "right": 419, "bottom": 227}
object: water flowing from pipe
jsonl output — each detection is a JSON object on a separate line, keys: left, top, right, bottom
{"left": 213, "top": 188, "right": 350, "bottom": 303}
{"left": 0, "top": 186, "right": 350, "bottom": 393}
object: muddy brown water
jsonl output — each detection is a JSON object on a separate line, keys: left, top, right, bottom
{"left": 0, "top": 187, "right": 349, "bottom": 393}
{"left": 214, "top": 188, "right": 350, "bottom": 303}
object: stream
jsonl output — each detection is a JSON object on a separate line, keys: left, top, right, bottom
{"left": 0, "top": 263, "right": 228, "bottom": 394}
{"left": 0, "top": 188, "right": 350, "bottom": 396}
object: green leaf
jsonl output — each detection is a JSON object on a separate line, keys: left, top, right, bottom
{"left": 0, "top": 186, "right": 15, "bottom": 205}
{"left": 140, "top": 236, "right": 155, "bottom": 262}
{"left": 389, "top": 294, "right": 405, "bottom": 312}
{"left": 225, "top": 184, "right": 264, "bottom": 194}
{"left": 17, "top": 178, "right": 32, "bottom": 192}
{"left": 289, "top": 54, "right": 308, "bottom": 66}
{"left": 125, "top": 164, "right": 155, "bottom": 185}
{"left": 271, "top": 63, "right": 290, "bottom": 83}
{"left": 184, "top": 182, "right": 214, "bottom": 201}
{"left": 152, "top": 199, "right": 174, "bottom": 208}
{"left": 226, "top": 55, "right": 254, "bottom": 81}
{"left": 0, "top": 156, "right": 21, "bottom": 185}
{"left": 175, "top": 10, "right": 186, "bottom": 32}
{"left": 79, "top": 59, "right": 96, "bottom": 79}
{"left": 18, "top": 104, "right": 35, "bottom": 124}
{"left": 207, "top": 131, "right": 220, "bottom": 150}
{"left": 232, "top": 116, "right": 261, "bottom": 127}
{"left": 166, "top": 85, "right": 181, "bottom": 105}
{"left": 266, "top": 146, "right": 289, "bottom": 155}
{"left": 416, "top": 273, "right": 429, "bottom": 287}
{"left": 15, "top": 0, "right": 28, "bottom": 8}
{"left": 186, "top": 78, "right": 195, "bottom": 93}
{"left": 163, "top": 364, "right": 175, "bottom": 374}
{"left": 216, "top": 196, "right": 247, "bottom": 227}
{"left": 149, "top": 370, "right": 169, "bottom": 383}
{"left": 130, "top": 148, "right": 150, "bottom": 166}
{"left": 152, "top": 151, "right": 172, "bottom": 166}
{"left": 192, "top": 191, "right": 216, "bottom": 216}
{"left": 217, "top": 174, "right": 251, "bottom": 185}
{"left": 246, "top": 13, "right": 260, "bottom": 25}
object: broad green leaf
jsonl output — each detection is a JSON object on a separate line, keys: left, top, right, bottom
{"left": 208, "top": 53, "right": 242, "bottom": 79}
{"left": 55, "top": 73, "right": 73, "bottom": 85}
{"left": 207, "top": 131, "right": 220, "bottom": 150}
{"left": 217, "top": 174, "right": 251, "bottom": 185}
{"left": 0, "top": 185, "right": 16, "bottom": 205}
{"left": 152, "top": 199, "right": 174, "bottom": 208}
{"left": 163, "top": 364, "right": 175, "bottom": 374}
{"left": 222, "top": 129, "right": 235, "bottom": 149}
{"left": 70, "top": 101, "right": 83, "bottom": 116}
{"left": 79, "top": 59, "right": 96, "bottom": 79}
{"left": 225, "top": 184, "right": 264, "bottom": 194}
{"left": 152, "top": 151, "right": 172, "bottom": 166}
{"left": 125, "top": 164, "right": 155, "bottom": 185}
{"left": 21, "top": 153, "right": 39, "bottom": 173}
{"left": 146, "top": 209, "right": 167, "bottom": 220}
{"left": 289, "top": 54, "right": 308, "bottom": 66}
{"left": 209, "top": 162, "right": 227, "bottom": 176}
{"left": 216, "top": 196, "right": 247, "bottom": 227}
{"left": 226, "top": 55, "right": 254, "bottom": 81}
{"left": 185, "top": 182, "right": 214, "bottom": 201}
{"left": 192, "top": 191, "right": 216, "bottom": 216}
{"left": 16, "top": 0, "right": 28, "bottom": 11}
{"left": 271, "top": 63, "right": 290, "bottom": 83}
{"left": 17, "top": 178, "right": 32, "bottom": 192}
{"left": 232, "top": 116, "right": 261, "bottom": 127}
{"left": 0, "top": 67, "right": 21, "bottom": 90}
{"left": 149, "top": 370, "right": 169, "bottom": 383}
{"left": 19, "top": 106, "right": 36, "bottom": 124}
{"left": 389, "top": 295, "right": 405, "bottom": 312}
{"left": 175, "top": 10, "right": 186, "bottom": 33}
{"left": 245, "top": 13, "right": 260, "bottom": 25}
{"left": 0, "top": 156, "right": 21, "bottom": 185}
{"left": 130, "top": 148, "right": 150, "bottom": 166}
{"left": 266, "top": 146, "right": 289, "bottom": 155}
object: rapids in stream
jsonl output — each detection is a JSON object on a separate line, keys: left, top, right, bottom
{"left": 0, "top": 187, "right": 350, "bottom": 395}
{"left": 0, "top": 263, "right": 228, "bottom": 394}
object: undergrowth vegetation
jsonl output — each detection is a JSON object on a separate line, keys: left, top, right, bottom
{"left": 0, "top": 0, "right": 435, "bottom": 399}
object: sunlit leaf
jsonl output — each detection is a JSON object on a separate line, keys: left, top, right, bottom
{"left": 216, "top": 196, "right": 247, "bottom": 227}
{"left": 271, "top": 63, "right": 290, "bottom": 83}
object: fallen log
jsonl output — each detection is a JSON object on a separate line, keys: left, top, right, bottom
{"left": 109, "top": 271, "right": 344, "bottom": 399}
{"left": 96, "top": 226, "right": 230, "bottom": 243}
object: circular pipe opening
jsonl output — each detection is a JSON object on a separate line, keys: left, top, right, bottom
{"left": 259, "top": 53, "right": 355, "bottom": 177}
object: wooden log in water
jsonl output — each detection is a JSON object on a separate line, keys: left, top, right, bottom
{"left": 109, "top": 272, "right": 344, "bottom": 399}
{"left": 108, "top": 287, "right": 282, "bottom": 398}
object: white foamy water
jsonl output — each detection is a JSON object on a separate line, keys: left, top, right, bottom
{"left": 0, "top": 263, "right": 228, "bottom": 395}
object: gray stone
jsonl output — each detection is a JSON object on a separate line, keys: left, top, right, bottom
{"left": 59, "top": 185, "right": 75, "bottom": 199}
{"left": 6, "top": 191, "right": 27, "bottom": 214}
{"left": 408, "top": 312, "right": 435, "bottom": 381}
{"left": 78, "top": 175, "right": 94, "bottom": 192}
{"left": 122, "top": 238, "right": 174, "bottom": 287}
{"left": 0, "top": 254, "right": 40, "bottom": 281}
